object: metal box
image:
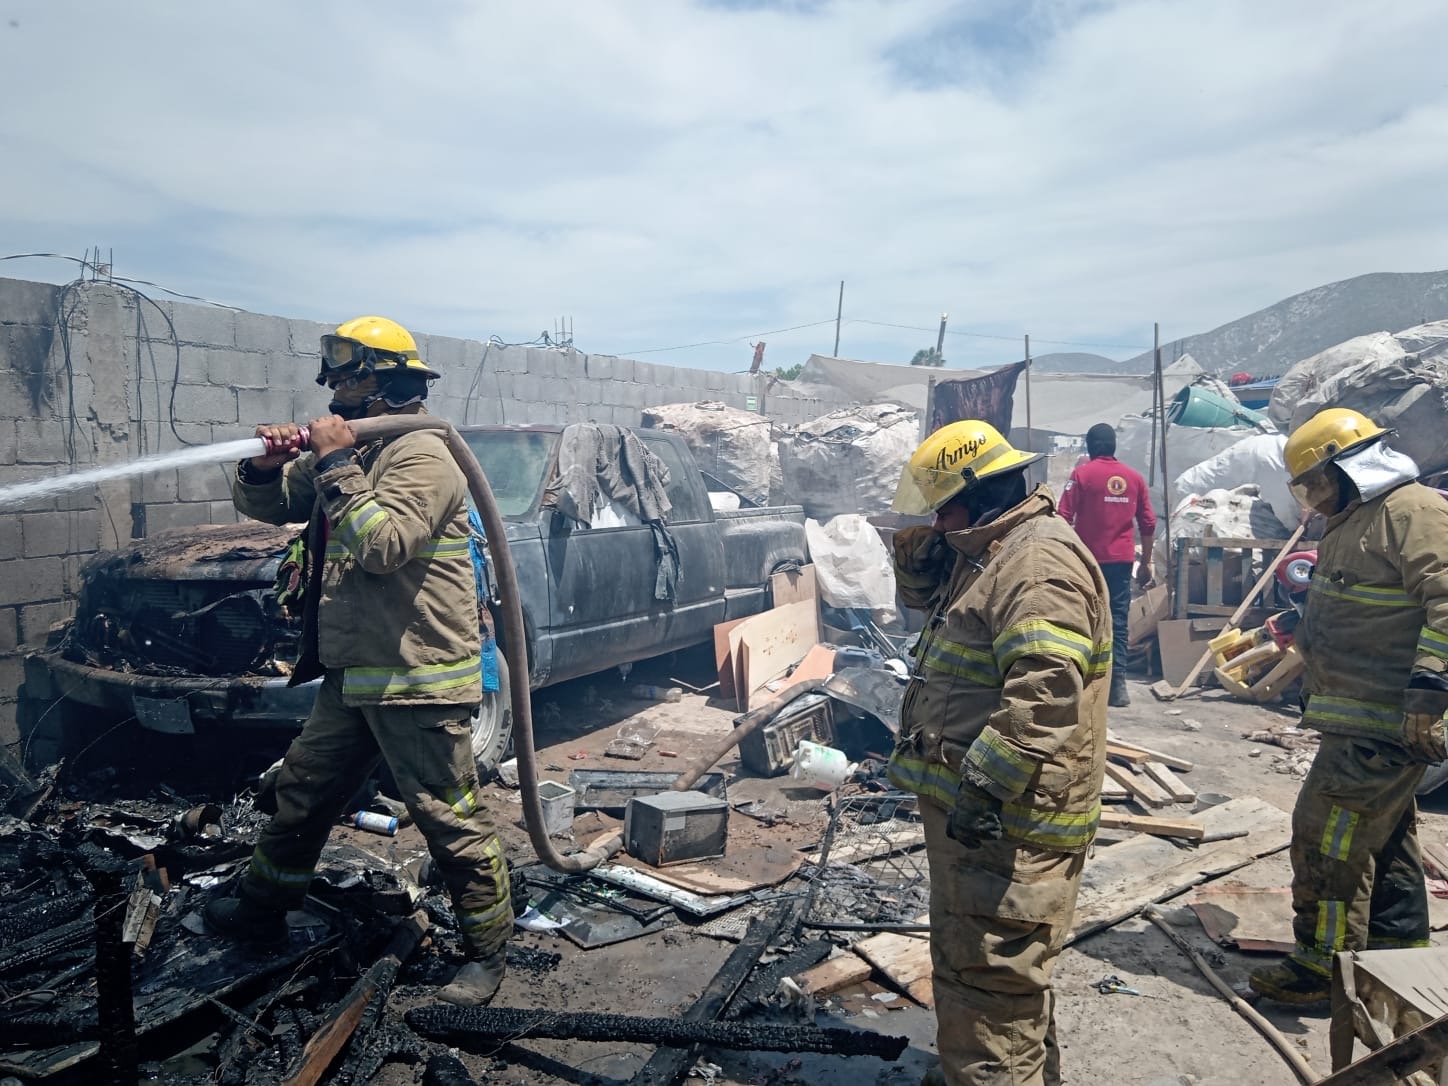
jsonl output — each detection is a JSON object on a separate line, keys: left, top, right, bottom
{"left": 624, "top": 791, "right": 729, "bottom": 867}
{"left": 737, "top": 694, "right": 834, "bottom": 777}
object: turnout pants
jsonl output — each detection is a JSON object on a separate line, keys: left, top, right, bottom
{"left": 241, "top": 671, "right": 513, "bottom": 958}
{"left": 1288, "top": 733, "right": 1428, "bottom": 977}
{"left": 921, "top": 801, "right": 1085, "bottom": 1086}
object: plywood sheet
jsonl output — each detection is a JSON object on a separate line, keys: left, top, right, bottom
{"left": 854, "top": 920, "right": 934, "bottom": 1008}
{"left": 1070, "top": 795, "right": 1292, "bottom": 944}
{"left": 618, "top": 843, "right": 803, "bottom": 895}
{"left": 734, "top": 599, "right": 820, "bottom": 711}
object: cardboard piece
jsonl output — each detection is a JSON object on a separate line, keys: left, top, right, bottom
{"left": 730, "top": 599, "right": 820, "bottom": 711}
{"left": 764, "top": 643, "right": 837, "bottom": 701}
{"left": 713, "top": 617, "right": 747, "bottom": 701}
{"left": 770, "top": 565, "right": 819, "bottom": 610}
{"left": 1128, "top": 584, "right": 1170, "bottom": 648}
{"left": 1188, "top": 885, "right": 1294, "bottom": 953}
{"left": 1157, "top": 618, "right": 1228, "bottom": 688}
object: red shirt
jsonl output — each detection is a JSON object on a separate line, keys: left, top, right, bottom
{"left": 1057, "top": 455, "right": 1157, "bottom": 564}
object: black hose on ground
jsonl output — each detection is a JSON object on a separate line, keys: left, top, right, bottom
{"left": 348, "top": 415, "right": 613, "bottom": 873}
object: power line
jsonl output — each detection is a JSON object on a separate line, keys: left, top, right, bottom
{"left": 845, "top": 319, "right": 1151, "bottom": 352}
{"left": 616, "top": 319, "right": 839, "bottom": 356}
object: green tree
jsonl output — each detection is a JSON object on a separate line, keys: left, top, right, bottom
{"left": 774, "top": 362, "right": 804, "bottom": 380}
{"left": 910, "top": 347, "right": 946, "bottom": 367}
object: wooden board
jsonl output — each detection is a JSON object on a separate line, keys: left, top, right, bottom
{"left": 853, "top": 920, "right": 934, "bottom": 1008}
{"left": 1098, "top": 812, "right": 1205, "bottom": 840}
{"left": 1101, "top": 775, "right": 1130, "bottom": 802}
{"left": 770, "top": 565, "right": 818, "bottom": 609}
{"left": 1106, "top": 734, "right": 1194, "bottom": 772}
{"left": 1069, "top": 795, "right": 1293, "bottom": 944}
{"left": 618, "top": 843, "right": 803, "bottom": 896}
{"left": 735, "top": 599, "right": 820, "bottom": 711}
{"left": 1105, "top": 741, "right": 1151, "bottom": 765}
{"left": 1142, "top": 761, "right": 1196, "bottom": 804}
{"left": 713, "top": 617, "right": 747, "bottom": 701}
{"left": 1188, "top": 885, "right": 1294, "bottom": 953}
{"left": 794, "top": 955, "right": 873, "bottom": 997}
{"left": 1103, "top": 761, "right": 1171, "bottom": 808}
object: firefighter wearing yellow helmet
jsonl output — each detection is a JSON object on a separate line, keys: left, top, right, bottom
{"left": 208, "top": 316, "right": 516, "bottom": 1008}
{"left": 1250, "top": 408, "right": 1448, "bottom": 1005}
{"left": 889, "top": 420, "right": 1111, "bottom": 1086}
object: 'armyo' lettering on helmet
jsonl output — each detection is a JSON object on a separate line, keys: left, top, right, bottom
{"left": 934, "top": 435, "right": 986, "bottom": 470}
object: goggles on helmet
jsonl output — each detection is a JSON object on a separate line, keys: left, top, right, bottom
{"left": 316, "top": 335, "right": 415, "bottom": 386}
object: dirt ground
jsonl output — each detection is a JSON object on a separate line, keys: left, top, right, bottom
{"left": 341, "top": 642, "right": 1448, "bottom": 1086}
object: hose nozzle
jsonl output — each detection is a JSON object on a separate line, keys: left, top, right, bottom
{"left": 260, "top": 426, "right": 311, "bottom": 457}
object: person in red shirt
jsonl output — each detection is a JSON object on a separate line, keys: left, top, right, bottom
{"left": 1058, "top": 423, "right": 1157, "bottom": 706}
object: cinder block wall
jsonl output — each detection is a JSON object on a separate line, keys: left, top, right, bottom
{"left": 0, "top": 275, "right": 849, "bottom": 748}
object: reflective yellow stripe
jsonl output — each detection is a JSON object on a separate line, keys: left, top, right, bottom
{"left": 964, "top": 729, "right": 1034, "bottom": 796}
{"left": 248, "top": 846, "right": 313, "bottom": 890}
{"left": 993, "top": 619, "right": 1098, "bottom": 676}
{"left": 342, "top": 656, "right": 483, "bottom": 698}
{"left": 1301, "top": 899, "right": 1348, "bottom": 975}
{"left": 443, "top": 785, "right": 478, "bottom": 819}
{"left": 1319, "top": 805, "right": 1359, "bottom": 861}
{"left": 1087, "top": 642, "right": 1113, "bottom": 678}
{"left": 333, "top": 500, "right": 388, "bottom": 550}
{"left": 1303, "top": 694, "right": 1401, "bottom": 736}
{"left": 921, "top": 637, "right": 1002, "bottom": 687}
{"left": 416, "top": 536, "right": 471, "bottom": 558}
{"left": 1311, "top": 577, "right": 1416, "bottom": 608}
{"left": 999, "top": 800, "right": 1099, "bottom": 851}
{"left": 888, "top": 750, "right": 1096, "bottom": 850}
{"left": 1419, "top": 627, "right": 1448, "bottom": 661}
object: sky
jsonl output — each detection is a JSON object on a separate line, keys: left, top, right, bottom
{"left": 2, "top": 0, "right": 1447, "bottom": 374}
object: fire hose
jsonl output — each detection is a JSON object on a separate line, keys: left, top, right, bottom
{"left": 273, "top": 415, "right": 611, "bottom": 873}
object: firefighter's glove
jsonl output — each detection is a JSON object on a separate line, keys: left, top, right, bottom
{"left": 946, "top": 766, "right": 1004, "bottom": 849}
{"left": 894, "top": 526, "right": 955, "bottom": 591}
{"left": 1402, "top": 677, "right": 1448, "bottom": 764}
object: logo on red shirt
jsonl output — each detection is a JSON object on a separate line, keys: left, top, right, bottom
{"left": 1107, "top": 475, "right": 1127, "bottom": 496}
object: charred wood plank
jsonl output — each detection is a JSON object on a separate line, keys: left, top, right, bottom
{"left": 0, "top": 917, "right": 93, "bottom": 978}
{"left": 279, "top": 909, "right": 428, "bottom": 1086}
{"left": 85, "top": 854, "right": 138, "bottom": 1086}
{"left": 406, "top": 1005, "right": 908, "bottom": 1060}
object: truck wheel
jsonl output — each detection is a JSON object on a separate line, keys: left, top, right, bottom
{"left": 471, "top": 648, "right": 514, "bottom": 779}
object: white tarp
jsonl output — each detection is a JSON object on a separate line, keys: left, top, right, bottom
{"left": 1170, "top": 485, "right": 1292, "bottom": 547}
{"left": 1114, "top": 415, "right": 1265, "bottom": 493}
{"left": 804, "top": 515, "right": 898, "bottom": 621}
{"left": 641, "top": 401, "right": 775, "bottom": 506}
{"left": 1173, "top": 433, "right": 1298, "bottom": 531}
{"left": 778, "top": 403, "right": 918, "bottom": 519}
{"left": 1269, "top": 320, "right": 1448, "bottom": 474}
{"left": 789, "top": 354, "right": 1204, "bottom": 436}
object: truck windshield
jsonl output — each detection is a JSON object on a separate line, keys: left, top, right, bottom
{"left": 461, "top": 429, "right": 558, "bottom": 518}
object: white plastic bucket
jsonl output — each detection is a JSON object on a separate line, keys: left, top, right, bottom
{"left": 791, "top": 740, "right": 856, "bottom": 791}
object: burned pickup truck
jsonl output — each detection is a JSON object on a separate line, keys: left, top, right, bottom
{"left": 20, "top": 423, "right": 808, "bottom": 777}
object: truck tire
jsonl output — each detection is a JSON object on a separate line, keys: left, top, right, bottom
{"left": 470, "top": 648, "right": 514, "bottom": 779}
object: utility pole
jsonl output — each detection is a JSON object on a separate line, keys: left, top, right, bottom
{"left": 1023, "top": 334, "right": 1034, "bottom": 486}
{"left": 833, "top": 280, "right": 844, "bottom": 357}
{"left": 936, "top": 312, "right": 948, "bottom": 358}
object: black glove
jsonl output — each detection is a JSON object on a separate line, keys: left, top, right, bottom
{"left": 946, "top": 773, "right": 1004, "bottom": 848}
{"left": 1403, "top": 673, "right": 1448, "bottom": 764}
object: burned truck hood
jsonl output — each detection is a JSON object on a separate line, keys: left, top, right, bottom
{"left": 66, "top": 523, "right": 303, "bottom": 679}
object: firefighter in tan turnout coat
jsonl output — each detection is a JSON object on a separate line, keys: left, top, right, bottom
{"left": 1249, "top": 408, "right": 1448, "bottom": 1004}
{"left": 204, "top": 316, "right": 514, "bottom": 1007}
{"left": 889, "top": 420, "right": 1111, "bottom": 1086}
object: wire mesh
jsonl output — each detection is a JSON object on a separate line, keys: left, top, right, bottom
{"left": 800, "top": 791, "right": 929, "bottom": 937}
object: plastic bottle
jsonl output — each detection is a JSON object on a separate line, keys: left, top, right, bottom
{"left": 629, "top": 684, "right": 683, "bottom": 703}
{"left": 350, "top": 811, "right": 399, "bottom": 836}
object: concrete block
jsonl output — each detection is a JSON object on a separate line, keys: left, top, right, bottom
{"left": 0, "top": 706, "right": 18, "bottom": 752}
{"left": 538, "top": 376, "right": 574, "bottom": 405}
{"left": 488, "top": 345, "right": 528, "bottom": 374}
{"left": 0, "top": 323, "right": 56, "bottom": 383}
{"left": 420, "top": 333, "right": 474, "bottom": 375}
{"left": 289, "top": 317, "right": 332, "bottom": 356}
{"left": 21, "top": 510, "right": 100, "bottom": 557}
{"left": 0, "top": 420, "right": 15, "bottom": 466}
{"left": 557, "top": 350, "right": 587, "bottom": 381}
{"left": 0, "top": 275, "right": 62, "bottom": 325}
{"left": 237, "top": 386, "right": 297, "bottom": 426}
{"left": 18, "top": 600, "right": 71, "bottom": 647}
{"left": 137, "top": 469, "right": 181, "bottom": 504}
{"left": 14, "top": 419, "right": 75, "bottom": 465}
{"left": 524, "top": 348, "right": 558, "bottom": 378}
{"left": 178, "top": 463, "right": 235, "bottom": 503}
{"left": 651, "top": 363, "right": 678, "bottom": 388}
{"left": 0, "top": 609, "right": 16, "bottom": 652}
{"left": 0, "top": 513, "right": 19, "bottom": 560}
{"left": 163, "top": 298, "right": 237, "bottom": 347}
{"left": 211, "top": 348, "right": 271, "bottom": 388}
{"left": 173, "top": 383, "right": 238, "bottom": 425}
{"left": 143, "top": 501, "right": 217, "bottom": 534}
{"left": 0, "top": 558, "right": 63, "bottom": 606}
{"left": 511, "top": 373, "right": 542, "bottom": 404}
{"left": 176, "top": 344, "right": 211, "bottom": 383}
{"left": 234, "top": 313, "right": 292, "bottom": 354}
{"left": 703, "top": 368, "right": 727, "bottom": 392}
{"left": 272, "top": 353, "right": 320, "bottom": 390}
{"left": 208, "top": 501, "right": 244, "bottom": 524}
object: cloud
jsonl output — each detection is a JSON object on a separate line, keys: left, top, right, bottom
{"left": 2, "top": 0, "right": 1446, "bottom": 372}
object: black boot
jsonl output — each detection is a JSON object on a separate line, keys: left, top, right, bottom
{"left": 437, "top": 949, "right": 507, "bottom": 1007}
{"left": 1109, "top": 671, "right": 1130, "bottom": 708}
{"left": 203, "top": 894, "right": 288, "bottom": 948}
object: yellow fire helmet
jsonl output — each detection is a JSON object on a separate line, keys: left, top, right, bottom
{"left": 1284, "top": 407, "right": 1389, "bottom": 482}
{"left": 316, "top": 315, "right": 441, "bottom": 386}
{"left": 892, "top": 419, "right": 1042, "bottom": 515}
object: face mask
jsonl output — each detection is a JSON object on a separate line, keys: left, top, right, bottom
{"left": 1289, "top": 465, "right": 1341, "bottom": 516}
